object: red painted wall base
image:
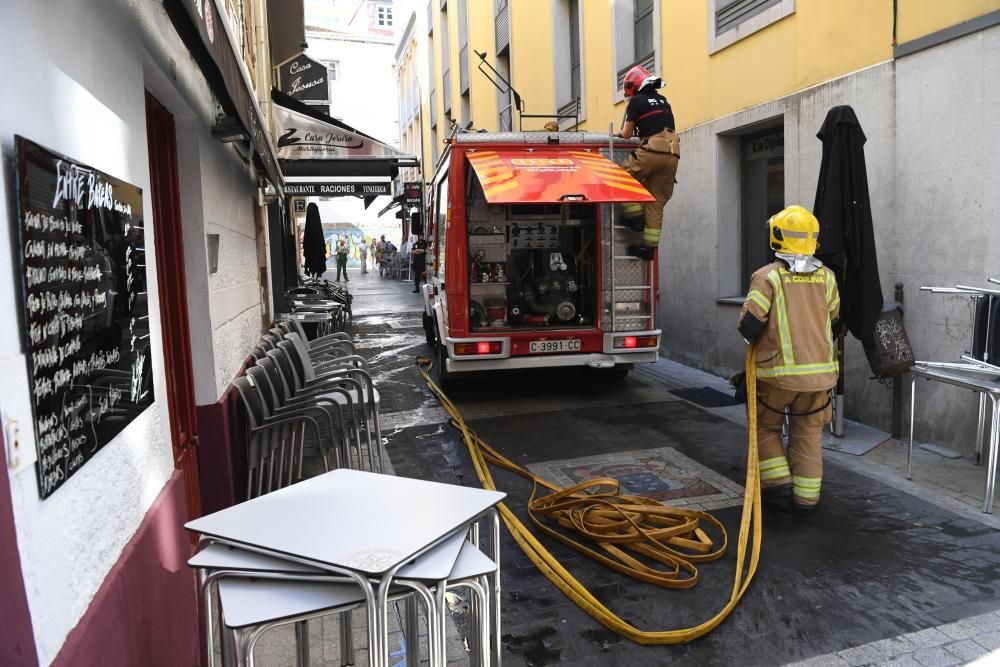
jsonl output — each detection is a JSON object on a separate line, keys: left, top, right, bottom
{"left": 51, "top": 472, "right": 200, "bottom": 667}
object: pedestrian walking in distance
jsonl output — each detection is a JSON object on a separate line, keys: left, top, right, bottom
{"left": 358, "top": 238, "right": 368, "bottom": 274}
{"left": 375, "top": 235, "right": 387, "bottom": 276}
{"left": 738, "top": 205, "right": 840, "bottom": 515}
{"left": 618, "top": 65, "right": 680, "bottom": 261}
{"left": 335, "top": 238, "right": 350, "bottom": 282}
{"left": 411, "top": 234, "right": 428, "bottom": 293}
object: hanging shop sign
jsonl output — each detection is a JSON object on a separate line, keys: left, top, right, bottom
{"left": 278, "top": 53, "right": 329, "bottom": 103}
{"left": 14, "top": 137, "right": 155, "bottom": 499}
{"left": 284, "top": 182, "right": 391, "bottom": 197}
{"left": 404, "top": 182, "right": 423, "bottom": 207}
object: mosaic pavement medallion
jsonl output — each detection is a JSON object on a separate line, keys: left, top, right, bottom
{"left": 526, "top": 446, "right": 745, "bottom": 511}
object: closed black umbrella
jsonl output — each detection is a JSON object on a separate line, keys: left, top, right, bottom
{"left": 302, "top": 202, "right": 328, "bottom": 277}
{"left": 813, "top": 106, "right": 886, "bottom": 434}
{"left": 813, "top": 105, "right": 884, "bottom": 339}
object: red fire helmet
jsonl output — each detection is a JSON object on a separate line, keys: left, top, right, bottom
{"left": 623, "top": 65, "right": 657, "bottom": 97}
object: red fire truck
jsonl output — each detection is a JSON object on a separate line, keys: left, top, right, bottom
{"left": 420, "top": 131, "right": 661, "bottom": 383}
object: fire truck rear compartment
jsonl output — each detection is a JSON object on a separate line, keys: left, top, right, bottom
{"left": 467, "top": 196, "right": 598, "bottom": 332}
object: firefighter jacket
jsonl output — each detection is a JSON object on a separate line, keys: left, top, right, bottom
{"left": 739, "top": 261, "right": 841, "bottom": 392}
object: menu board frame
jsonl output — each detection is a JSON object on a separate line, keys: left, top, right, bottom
{"left": 13, "top": 136, "right": 155, "bottom": 499}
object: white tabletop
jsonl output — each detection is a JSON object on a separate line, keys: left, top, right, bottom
{"left": 185, "top": 469, "right": 505, "bottom": 576}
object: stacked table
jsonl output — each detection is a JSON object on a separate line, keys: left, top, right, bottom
{"left": 186, "top": 469, "right": 506, "bottom": 666}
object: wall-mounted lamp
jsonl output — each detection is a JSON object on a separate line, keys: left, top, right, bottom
{"left": 257, "top": 178, "right": 278, "bottom": 206}
{"left": 212, "top": 115, "right": 250, "bottom": 143}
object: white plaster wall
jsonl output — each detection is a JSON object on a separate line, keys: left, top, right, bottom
{"left": 663, "top": 27, "right": 999, "bottom": 456}
{"left": 308, "top": 35, "right": 400, "bottom": 144}
{"left": 0, "top": 0, "right": 271, "bottom": 662}
{"left": 891, "top": 25, "right": 1000, "bottom": 452}
{"left": 0, "top": 3, "right": 176, "bottom": 664}
{"left": 199, "top": 123, "right": 264, "bottom": 397}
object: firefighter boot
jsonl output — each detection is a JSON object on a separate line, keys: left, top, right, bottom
{"left": 621, "top": 203, "right": 645, "bottom": 231}
{"left": 628, "top": 244, "right": 655, "bottom": 261}
{"left": 762, "top": 483, "right": 792, "bottom": 510}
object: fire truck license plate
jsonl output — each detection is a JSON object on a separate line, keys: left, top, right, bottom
{"left": 529, "top": 339, "right": 582, "bottom": 354}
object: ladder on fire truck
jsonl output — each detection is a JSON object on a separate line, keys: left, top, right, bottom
{"left": 605, "top": 128, "right": 656, "bottom": 335}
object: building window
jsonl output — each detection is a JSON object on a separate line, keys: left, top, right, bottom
{"left": 613, "top": 0, "right": 659, "bottom": 91}
{"left": 709, "top": 0, "right": 794, "bottom": 54}
{"left": 326, "top": 60, "right": 339, "bottom": 82}
{"left": 377, "top": 4, "right": 393, "bottom": 27}
{"left": 740, "top": 128, "right": 784, "bottom": 292}
{"left": 554, "top": 0, "right": 583, "bottom": 127}
{"left": 569, "top": 0, "right": 581, "bottom": 101}
{"left": 633, "top": 0, "right": 654, "bottom": 62}
{"left": 496, "top": 51, "right": 512, "bottom": 131}
{"left": 440, "top": 8, "right": 452, "bottom": 116}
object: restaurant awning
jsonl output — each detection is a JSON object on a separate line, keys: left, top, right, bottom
{"left": 272, "top": 89, "right": 419, "bottom": 181}
{"left": 465, "top": 150, "right": 655, "bottom": 204}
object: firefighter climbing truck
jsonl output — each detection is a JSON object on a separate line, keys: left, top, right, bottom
{"left": 420, "top": 131, "right": 662, "bottom": 382}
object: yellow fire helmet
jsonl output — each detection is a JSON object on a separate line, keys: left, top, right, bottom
{"left": 767, "top": 205, "right": 820, "bottom": 256}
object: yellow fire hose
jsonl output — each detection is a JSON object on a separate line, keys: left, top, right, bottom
{"left": 415, "top": 345, "right": 762, "bottom": 644}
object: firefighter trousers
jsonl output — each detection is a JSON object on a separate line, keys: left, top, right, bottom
{"left": 622, "top": 129, "right": 679, "bottom": 247}
{"left": 755, "top": 383, "right": 832, "bottom": 507}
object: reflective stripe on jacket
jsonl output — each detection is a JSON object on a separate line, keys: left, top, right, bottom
{"left": 739, "top": 261, "right": 841, "bottom": 392}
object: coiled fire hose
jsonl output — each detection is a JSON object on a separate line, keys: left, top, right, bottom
{"left": 415, "top": 345, "right": 762, "bottom": 644}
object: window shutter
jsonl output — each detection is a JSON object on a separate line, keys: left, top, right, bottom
{"left": 715, "top": 0, "right": 781, "bottom": 35}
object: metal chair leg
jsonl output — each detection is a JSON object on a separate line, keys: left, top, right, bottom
{"left": 339, "top": 612, "right": 355, "bottom": 666}
{"left": 295, "top": 620, "right": 310, "bottom": 666}
{"left": 405, "top": 595, "right": 420, "bottom": 667}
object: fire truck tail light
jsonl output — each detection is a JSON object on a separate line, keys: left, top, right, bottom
{"left": 613, "top": 335, "right": 658, "bottom": 350}
{"left": 454, "top": 341, "right": 503, "bottom": 356}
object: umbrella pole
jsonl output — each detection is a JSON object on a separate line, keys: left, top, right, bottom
{"left": 834, "top": 332, "right": 846, "bottom": 437}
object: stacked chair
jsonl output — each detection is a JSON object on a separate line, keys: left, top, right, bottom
{"left": 286, "top": 278, "right": 353, "bottom": 335}
{"left": 189, "top": 281, "right": 502, "bottom": 666}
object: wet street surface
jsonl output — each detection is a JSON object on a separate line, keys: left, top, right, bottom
{"left": 347, "top": 271, "right": 1000, "bottom": 667}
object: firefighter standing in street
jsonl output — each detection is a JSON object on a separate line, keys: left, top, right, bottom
{"left": 411, "top": 234, "right": 428, "bottom": 293}
{"left": 618, "top": 65, "right": 680, "bottom": 261}
{"left": 738, "top": 206, "right": 840, "bottom": 515}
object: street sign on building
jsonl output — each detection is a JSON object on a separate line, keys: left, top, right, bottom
{"left": 278, "top": 53, "right": 329, "bottom": 103}
{"left": 404, "top": 182, "right": 423, "bottom": 207}
{"left": 284, "top": 182, "right": 391, "bottom": 197}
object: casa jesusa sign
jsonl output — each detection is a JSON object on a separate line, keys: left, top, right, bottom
{"left": 278, "top": 53, "right": 329, "bottom": 103}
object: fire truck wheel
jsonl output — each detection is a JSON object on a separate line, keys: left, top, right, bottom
{"left": 436, "top": 341, "right": 454, "bottom": 388}
{"left": 422, "top": 312, "right": 437, "bottom": 346}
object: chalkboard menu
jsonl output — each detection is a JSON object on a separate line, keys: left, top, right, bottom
{"left": 14, "top": 136, "right": 155, "bottom": 499}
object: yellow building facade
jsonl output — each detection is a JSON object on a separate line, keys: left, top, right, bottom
{"left": 396, "top": 0, "right": 1000, "bottom": 455}
{"left": 409, "top": 1, "right": 997, "bottom": 146}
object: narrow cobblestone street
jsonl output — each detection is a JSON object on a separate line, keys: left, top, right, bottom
{"left": 319, "top": 269, "right": 1000, "bottom": 667}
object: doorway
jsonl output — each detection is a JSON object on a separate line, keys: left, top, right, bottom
{"left": 740, "top": 127, "right": 785, "bottom": 293}
{"left": 145, "top": 91, "right": 203, "bottom": 519}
